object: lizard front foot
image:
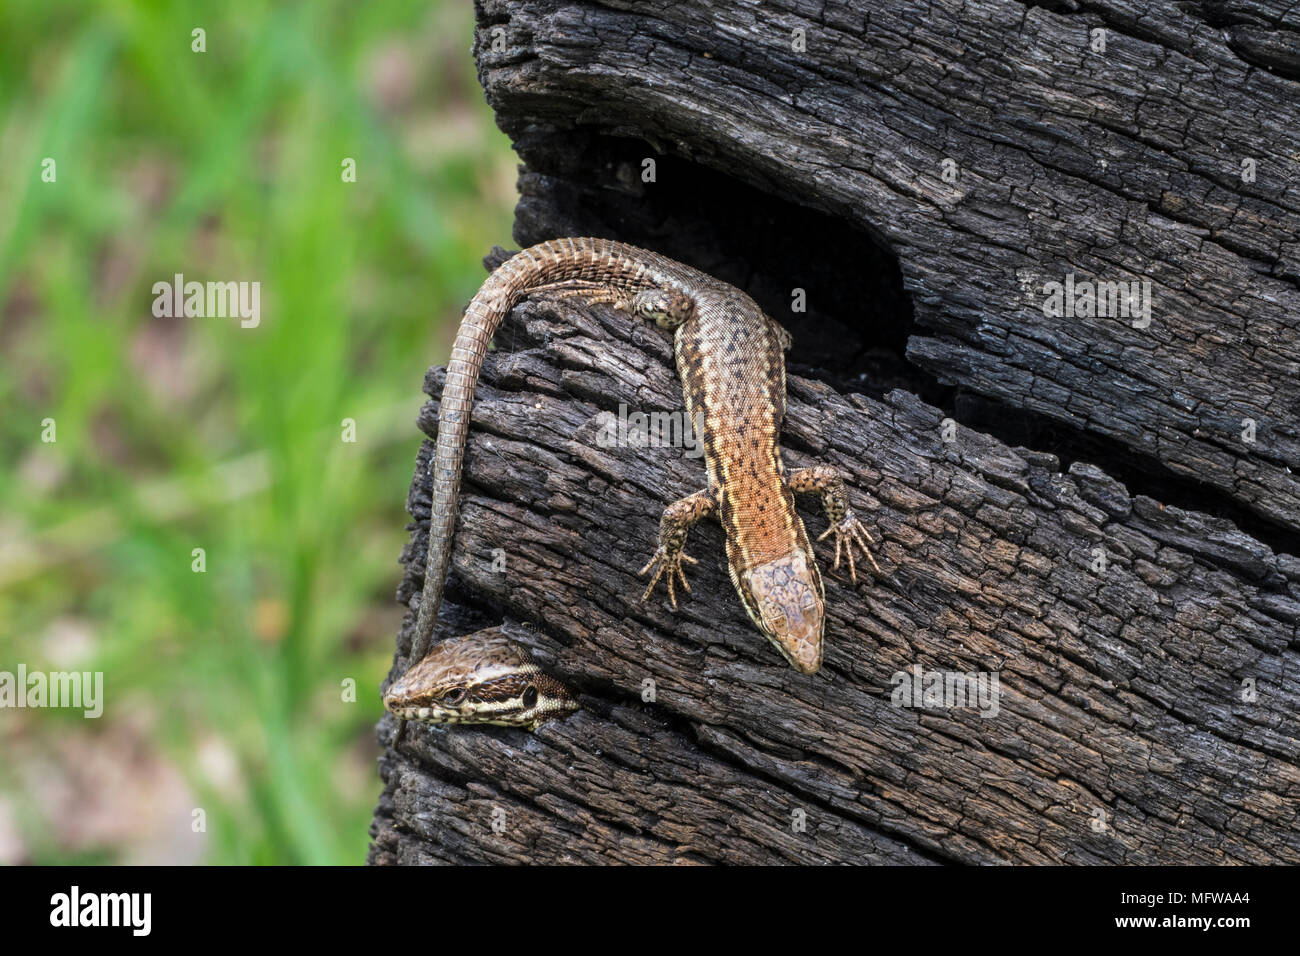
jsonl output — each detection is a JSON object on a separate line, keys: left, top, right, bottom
{"left": 638, "top": 488, "right": 716, "bottom": 610}
{"left": 817, "top": 511, "right": 881, "bottom": 583}
{"left": 639, "top": 546, "right": 699, "bottom": 610}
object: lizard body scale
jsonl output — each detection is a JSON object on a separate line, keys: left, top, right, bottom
{"left": 390, "top": 237, "right": 878, "bottom": 731}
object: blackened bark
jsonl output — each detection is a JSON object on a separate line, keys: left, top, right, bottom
{"left": 370, "top": 0, "right": 1300, "bottom": 864}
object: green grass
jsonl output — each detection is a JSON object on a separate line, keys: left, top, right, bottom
{"left": 0, "top": 0, "right": 515, "bottom": 864}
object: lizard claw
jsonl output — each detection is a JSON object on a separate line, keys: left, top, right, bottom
{"left": 817, "top": 511, "right": 880, "bottom": 583}
{"left": 639, "top": 547, "right": 698, "bottom": 610}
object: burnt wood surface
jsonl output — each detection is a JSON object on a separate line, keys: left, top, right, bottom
{"left": 370, "top": 293, "right": 1300, "bottom": 865}
{"left": 370, "top": 0, "right": 1300, "bottom": 864}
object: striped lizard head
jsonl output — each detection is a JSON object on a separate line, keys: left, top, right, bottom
{"left": 384, "top": 633, "right": 578, "bottom": 730}
{"left": 741, "top": 550, "right": 825, "bottom": 674}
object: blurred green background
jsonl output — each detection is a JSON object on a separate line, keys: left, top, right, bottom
{"left": 0, "top": 0, "right": 515, "bottom": 863}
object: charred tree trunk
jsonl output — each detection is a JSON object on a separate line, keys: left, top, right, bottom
{"left": 370, "top": 0, "right": 1300, "bottom": 864}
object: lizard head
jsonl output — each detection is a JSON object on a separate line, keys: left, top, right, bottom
{"left": 633, "top": 288, "right": 695, "bottom": 329}
{"left": 384, "top": 632, "right": 578, "bottom": 730}
{"left": 741, "top": 550, "right": 825, "bottom": 674}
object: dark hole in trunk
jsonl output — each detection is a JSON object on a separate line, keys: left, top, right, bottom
{"left": 501, "top": 131, "right": 1297, "bottom": 561}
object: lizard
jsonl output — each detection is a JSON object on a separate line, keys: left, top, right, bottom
{"left": 390, "top": 236, "right": 879, "bottom": 732}
{"left": 385, "top": 629, "right": 579, "bottom": 731}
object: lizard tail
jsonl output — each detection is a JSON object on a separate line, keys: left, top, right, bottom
{"left": 408, "top": 237, "right": 672, "bottom": 663}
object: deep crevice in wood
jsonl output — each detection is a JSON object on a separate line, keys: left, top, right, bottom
{"left": 504, "top": 130, "right": 1300, "bottom": 559}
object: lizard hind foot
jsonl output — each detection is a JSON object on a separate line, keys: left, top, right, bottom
{"left": 529, "top": 279, "right": 635, "bottom": 311}
{"left": 817, "top": 511, "right": 881, "bottom": 583}
{"left": 632, "top": 288, "right": 695, "bottom": 330}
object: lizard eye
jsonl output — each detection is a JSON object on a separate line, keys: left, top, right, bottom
{"left": 522, "top": 686, "right": 539, "bottom": 708}
{"left": 443, "top": 687, "right": 466, "bottom": 705}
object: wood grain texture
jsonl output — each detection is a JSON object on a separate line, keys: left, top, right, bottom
{"left": 370, "top": 292, "right": 1300, "bottom": 865}
{"left": 470, "top": 0, "right": 1300, "bottom": 534}
{"left": 370, "top": 0, "right": 1300, "bottom": 865}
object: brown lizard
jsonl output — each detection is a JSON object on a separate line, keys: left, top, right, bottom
{"left": 389, "top": 237, "right": 878, "bottom": 731}
{"left": 386, "top": 628, "right": 579, "bottom": 731}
